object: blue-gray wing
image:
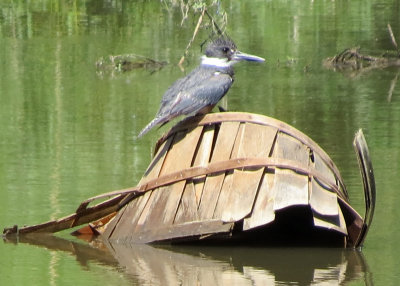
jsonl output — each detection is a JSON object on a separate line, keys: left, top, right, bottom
{"left": 160, "top": 72, "right": 233, "bottom": 117}
{"left": 138, "top": 70, "right": 233, "bottom": 138}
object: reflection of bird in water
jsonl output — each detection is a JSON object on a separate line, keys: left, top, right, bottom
{"left": 138, "top": 36, "right": 265, "bottom": 138}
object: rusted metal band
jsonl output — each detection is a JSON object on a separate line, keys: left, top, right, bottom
{"left": 77, "top": 156, "right": 345, "bottom": 212}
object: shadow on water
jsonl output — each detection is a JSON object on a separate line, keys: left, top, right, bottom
{"left": 3, "top": 235, "right": 373, "bottom": 285}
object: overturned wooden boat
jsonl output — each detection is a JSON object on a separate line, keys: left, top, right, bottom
{"left": 3, "top": 112, "right": 375, "bottom": 248}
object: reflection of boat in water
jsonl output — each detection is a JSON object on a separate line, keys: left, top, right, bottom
{"left": 3, "top": 234, "right": 373, "bottom": 286}
{"left": 3, "top": 112, "right": 375, "bottom": 248}
{"left": 110, "top": 244, "right": 373, "bottom": 286}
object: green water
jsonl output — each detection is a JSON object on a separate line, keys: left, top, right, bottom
{"left": 1, "top": 0, "right": 400, "bottom": 285}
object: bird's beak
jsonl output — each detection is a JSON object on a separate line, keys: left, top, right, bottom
{"left": 233, "top": 51, "right": 265, "bottom": 62}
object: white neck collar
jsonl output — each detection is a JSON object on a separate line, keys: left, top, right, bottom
{"left": 200, "top": 56, "right": 234, "bottom": 68}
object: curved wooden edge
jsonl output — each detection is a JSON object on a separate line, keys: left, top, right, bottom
{"left": 140, "top": 157, "right": 342, "bottom": 196}
{"left": 2, "top": 195, "right": 124, "bottom": 236}
{"left": 353, "top": 129, "right": 376, "bottom": 247}
{"left": 154, "top": 112, "right": 346, "bottom": 195}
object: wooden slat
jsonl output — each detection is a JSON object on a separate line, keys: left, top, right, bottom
{"left": 174, "top": 182, "right": 199, "bottom": 224}
{"left": 160, "top": 127, "right": 203, "bottom": 225}
{"left": 134, "top": 190, "right": 160, "bottom": 231}
{"left": 104, "top": 135, "right": 176, "bottom": 240}
{"left": 312, "top": 151, "right": 348, "bottom": 200}
{"left": 140, "top": 134, "right": 175, "bottom": 184}
{"left": 313, "top": 208, "right": 348, "bottom": 235}
{"left": 101, "top": 205, "right": 127, "bottom": 239}
{"left": 273, "top": 169, "right": 309, "bottom": 210}
{"left": 213, "top": 170, "right": 234, "bottom": 219}
{"left": 3, "top": 195, "right": 124, "bottom": 236}
{"left": 243, "top": 171, "right": 276, "bottom": 230}
{"left": 107, "top": 191, "right": 152, "bottom": 241}
{"left": 272, "top": 132, "right": 311, "bottom": 163}
{"left": 271, "top": 132, "right": 310, "bottom": 210}
{"left": 198, "top": 122, "right": 240, "bottom": 219}
{"left": 189, "top": 125, "right": 215, "bottom": 207}
{"left": 119, "top": 220, "right": 235, "bottom": 244}
{"left": 309, "top": 179, "right": 339, "bottom": 216}
{"left": 221, "top": 123, "right": 277, "bottom": 222}
{"left": 135, "top": 127, "right": 203, "bottom": 234}
{"left": 313, "top": 152, "right": 336, "bottom": 187}
{"left": 311, "top": 178, "right": 348, "bottom": 235}
{"left": 159, "top": 112, "right": 343, "bottom": 188}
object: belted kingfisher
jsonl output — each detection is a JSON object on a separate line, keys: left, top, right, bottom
{"left": 138, "top": 36, "right": 265, "bottom": 138}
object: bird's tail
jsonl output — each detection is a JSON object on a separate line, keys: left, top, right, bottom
{"left": 137, "top": 116, "right": 164, "bottom": 138}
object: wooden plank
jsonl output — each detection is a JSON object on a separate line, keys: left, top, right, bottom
{"left": 189, "top": 125, "right": 215, "bottom": 207}
{"left": 107, "top": 191, "right": 152, "bottom": 241}
{"left": 221, "top": 123, "right": 277, "bottom": 222}
{"left": 198, "top": 122, "right": 240, "bottom": 219}
{"left": 134, "top": 190, "right": 161, "bottom": 231}
{"left": 101, "top": 205, "right": 127, "bottom": 239}
{"left": 140, "top": 135, "right": 175, "bottom": 184}
{"left": 272, "top": 132, "right": 311, "bottom": 163}
{"left": 313, "top": 152, "right": 336, "bottom": 187}
{"left": 210, "top": 123, "right": 245, "bottom": 220}
{"left": 313, "top": 208, "right": 348, "bottom": 235}
{"left": 271, "top": 132, "right": 310, "bottom": 211}
{"left": 309, "top": 179, "right": 338, "bottom": 216}
{"left": 160, "top": 127, "right": 203, "bottom": 225}
{"left": 174, "top": 182, "right": 199, "bottom": 224}
{"left": 213, "top": 170, "right": 235, "bottom": 219}
{"left": 134, "top": 127, "right": 203, "bottom": 234}
{"left": 221, "top": 168, "right": 264, "bottom": 222}
{"left": 272, "top": 169, "right": 309, "bottom": 210}
{"left": 3, "top": 195, "right": 125, "bottom": 236}
{"left": 310, "top": 178, "right": 348, "bottom": 235}
{"left": 118, "top": 219, "right": 234, "bottom": 244}
{"left": 353, "top": 129, "right": 376, "bottom": 247}
{"left": 243, "top": 171, "right": 276, "bottom": 230}
{"left": 106, "top": 135, "right": 177, "bottom": 240}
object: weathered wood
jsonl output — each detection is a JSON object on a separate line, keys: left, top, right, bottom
{"left": 134, "top": 127, "right": 203, "bottom": 236}
{"left": 111, "top": 219, "right": 234, "bottom": 244}
{"left": 272, "top": 169, "right": 309, "bottom": 210}
{"left": 313, "top": 151, "right": 347, "bottom": 199}
{"left": 104, "top": 134, "right": 176, "bottom": 240}
{"left": 311, "top": 179, "right": 347, "bottom": 235}
{"left": 4, "top": 112, "right": 372, "bottom": 248}
{"left": 211, "top": 123, "right": 246, "bottom": 220}
{"left": 192, "top": 125, "right": 215, "bottom": 205}
{"left": 160, "top": 127, "right": 203, "bottom": 225}
{"left": 310, "top": 179, "right": 338, "bottom": 216}
{"left": 271, "top": 133, "right": 310, "bottom": 210}
{"left": 243, "top": 171, "right": 276, "bottom": 230}
{"left": 107, "top": 191, "right": 152, "bottom": 241}
{"left": 353, "top": 129, "right": 376, "bottom": 247}
{"left": 142, "top": 134, "right": 175, "bottom": 182}
{"left": 2, "top": 195, "right": 124, "bottom": 236}
{"left": 174, "top": 182, "right": 199, "bottom": 224}
{"left": 198, "top": 122, "right": 240, "bottom": 219}
{"left": 313, "top": 209, "right": 347, "bottom": 235}
{"left": 221, "top": 123, "right": 277, "bottom": 222}
{"left": 159, "top": 112, "right": 343, "bottom": 188}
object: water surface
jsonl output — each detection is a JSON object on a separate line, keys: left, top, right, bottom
{"left": 1, "top": 1, "right": 400, "bottom": 285}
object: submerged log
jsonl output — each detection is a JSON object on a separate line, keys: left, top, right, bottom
{"left": 96, "top": 54, "right": 167, "bottom": 75}
{"left": 323, "top": 47, "right": 400, "bottom": 73}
